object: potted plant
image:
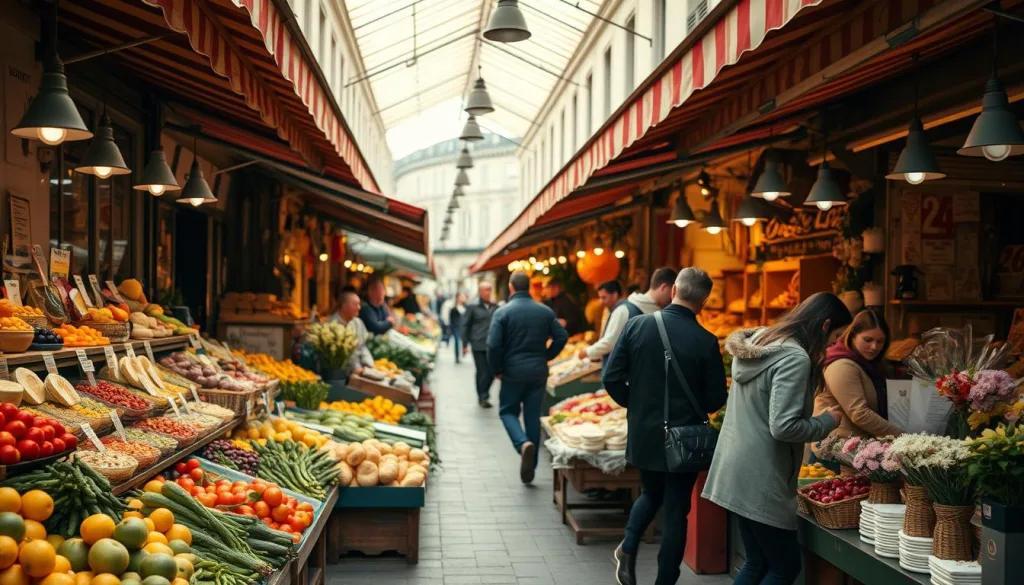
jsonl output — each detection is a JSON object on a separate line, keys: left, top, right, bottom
{"left": 967, "top": 423, "right": 1024, "bottom": 582}
{"left": 305, "top": 322, "right": 359, "bottom": 381}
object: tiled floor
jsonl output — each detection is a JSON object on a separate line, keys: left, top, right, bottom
{"left": 327, "top": 348, "right": 732, "bottom": 585}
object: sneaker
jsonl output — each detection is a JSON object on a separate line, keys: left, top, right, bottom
{"left": 520, "top": 442, "right": 536, "bottom": 483}
{"left": 479, "top": 400, "right": 493, "bottom": 408}
{"left": 614, "top": 543, "right": 637, "bottom": 585}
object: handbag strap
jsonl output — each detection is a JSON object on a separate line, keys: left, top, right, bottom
{"left": 653, "top": 312, "right": 709, "bottom": 434}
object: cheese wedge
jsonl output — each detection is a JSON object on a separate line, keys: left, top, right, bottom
{"left": 14, "top": 368, "right": 46, "bottom": 405}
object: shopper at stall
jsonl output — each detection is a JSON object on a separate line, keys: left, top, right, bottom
{"left": 488, "top": 271, "right": 568, "bottom": 484}
{"left": 360, "top": 278, "right": 395, "bottom": 335}
{"left": 577, "top": 280, "right": 641, "bottom": 370}
{"left": 448, "top": 293, "right": 467, "bottom": 364}
{"left": 814, "top": 309, "right": 902, "bottom": 448}
{"left": 603, "top": 267, "right": 727, "bottom": 585}
{"left": 702, "top": 292, "right": 851, "bottom": 585}
{"left": 627, "top": 266, "right": 678, "bottom": 314}
{"left": 396, "top": 286, "right": 421, "bottom": 315}
{"left": 544, "top": 278, "right": 586, "bottom": 336}
{"left": 329, "top": 291, "right": 375, "bottom": 374}
{"left": 462, "top": 281, "right": 498, "bottom": 408}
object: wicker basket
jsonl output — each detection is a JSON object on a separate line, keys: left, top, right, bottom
{"left": 77, "top": 389, "right": 153, "bottom": 421}
{"left": 797, "top": 493, "right": 810, "bottom": 515}
{"left": 806, "top": 492, "right": 869, "bottom": 529}
{"left": 87, "top": 321, "right": 131, "bottom": 342}
{"left": 932, "top": 503, "right": 975, "bottom": 561}
{"left": 869, "top": 481, "right": 902, "bottom": 504}
{"left": 902, "top": 485, "right": 936, "bottom": 537}
{"left": 73, "top": 452, "right": 138, "bottom": 482}
{"left": 840, "top": 464, "right": 858, "bottom": 478}
{"left": 22, "top": 316, "right": 49, "bottom": 329}
{"left": 197, "top": 386, "right": 259, "bottom": 417}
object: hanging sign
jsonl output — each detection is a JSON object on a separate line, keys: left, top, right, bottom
{"left": 42, "top": 353, "right": 58, "bottom": 376}
{"left": 3, "top": 280, "right": 22, "bottom": 307}
{"left": 73, "top": 275, "right": 94, "bottom": 308}
{"left": 105, "top": 280, "right": 124, "bottom": 303}
{"left": 762, "top": 207, "right": 846, "bottom": 260}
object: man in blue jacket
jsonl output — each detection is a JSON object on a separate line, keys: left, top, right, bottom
{"left": 359, "top": 278, "right": 395, "bottom": 335}
{"left": 488, "top": 271, "right": 568, "bottom": 483}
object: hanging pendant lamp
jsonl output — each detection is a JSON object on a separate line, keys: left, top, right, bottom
{"left": 958, "top": 75, "right": 1024, "bottom": 161}
{"left": 696, "top": 171, "right": 712, "bottom": 196}
{"left": 484, "top": 0, "right": 531, "bottom": 43}
{"left": 702, "top": 200, "right": 726, "bottom": 235}
{"left": 11, "top": 54, "right": 92, "bottom": 146}
{"left": 177, "top": 134, "right": 216, "bottom": 206}
{"left": 449, "top": 197, "right": 460, "bottom": 211}
{"left": 75, "top": 113, "right": 131, "bottom": 179}
{"left": 460, "top": 115, "right": 485, "bottom": 141}
{"left": 465, "top": 71, "right": 495, "bottom": 116}
{"left": 134, "top": 147, "right": 180, "bottom": 195}
{"left": 666, "top": 191, "right": 695, "bottom": 228}
{"left": 455, "top": 168, "right": 471, "bottom": 186}
{"left": 752, "top": 153, "right": 790, "bottom": 200}
{"left": 456, "top": 146, "right": 474, "bottom": 169}
{"left": 453, "top": 185, "right": 465, "bottom": 198}
{"left": 733, "top": 196, "right": 768, "bottom": 227}
{"left": 805, "top": 162, "right": 846, "bottom": 211}
{"left": 887, "top": 117, "right": 945, "bottom": 183}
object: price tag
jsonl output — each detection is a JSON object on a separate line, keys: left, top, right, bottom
{"left": 189, "top": 334, "right": 201, "bottom": 349}
{"left": 76, "top": 349, "right": 96, "bottom": 385}
{"left": 137, "top": 375, "right": 158, "bottom": 396}
{"left": 143, "top": 341, "right": 155, "bottom": 363}
{"left": 42, "top": 353, "right": 58, "bottom": 376}
{"left": 179, "top": 393, "right": 191, "bottom": 414}
{"left": 87, "top": 275, "right": 105, "bottom": 307}
{"left": 190, "top": 387, "right": 201, "bottom": 403}
{"left": 263, "top": 390, "right": 272, "bottom": 409}
{"left": 275, "top": 401, "right": 286, "bottom": 418}
{"left": 49, "top": 248, "right": 70, "bottom": 280}
{"left": 245, "top": 399, "right": 253, "bottom": 417}
{"left": 3, "top": 280, "right": 22, "bottom": 307}
{"left": 73, "top": 275, "right": 94, "bottom": 308}
{"left": 80, "top": 423, "right": 104, "bottom": 451}
{"left": 105, "top": 280, "right": 124, "bottom": 303}
{"left": 0, "top": 358, "right": 8, "bottom": 381}
{"left": 123, "top": 343, "right": 136, "bottom": 359}
{"left": 103, "top": 346, "right": 119, "bottom": 376}
{"left": 167, "top": 395, "right": 181, "bottom": 418}
{"left": 109, "top": 409, "right": 126, "bottom": 440}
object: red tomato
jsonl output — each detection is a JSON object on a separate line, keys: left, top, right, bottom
{"left": 215, "top": 479, "right": 230, "bottom": 488}
{"left": 0, "top": 445, "right": 19, "bottom": 465}
{"left": 199, "top": 493, "right": 218, "bottom": 508}
{"left": 237, "top": 505, "right": 255, "bottom": 517}
{"left": 59, "top": 433, "right": 78, "bottom": 450}
{"left": 39, "top": 425, "right": 54, "bottom": 442}
{"left": 253, "top": 501, "right": 270, "bottom": 518}
{"left": 4, "top": 421, "right": 26, "bottom": 440}
{"left": 0, "top": 404, "right": 16, "bottom": 422}
{"left": 271, "top": 504, "right": 291, "bottom": 523}
{"left": 216, "top": 492, "right": 235, "bottom": 506}
{"left": 262, "top": 487, "right": 283, "bottom": 507}
{"left": 260, "top": 517, "right": 274, "bottom": 527}
{"left": 16, "top": 439, "right": 39, "bottom": 460}
{"left": 191, "top": 486, "right": 204, "bottom": 497}
{"left": 45, "top": 419, "right": 64, "bottom": 436}
{"left": 24, "top": 427, "right": 44, "bottom": 444}
{"left": 0, "top": 413, "right": 6, "bottom": 430}
{"left": 178, "top": 477, "right": 196, "bottom": 492}
{"left": 0, "top": 432, "right": 15, "bottom": 449}
{"left": 296, "top": 502, "right": 314, "bottom": 513}
{"left": 51, "top": 438, "right": 65, "bottom": 453}
{"left": 251, "top": 478, "right": 266, "bottom": 485}
{"left": 249, "top": 483, "right": 267, "bottom": 496}
{"left": 38, "top": 441, "right": 53, "bottom": 458}
{"left": 189, "top": 468, "right": 204, "bottom": 482}
{"left": 232, "top": 480, "right": 247, "bottom": 489}
{"left": 14, "top": 411, "right": 33, "bottom": 426}
{"left": 278, "top": 523, "right": 294, "bottom": 534}
{"left": 175, "top": 462, "right": 189, "bottom": 474}
{"left": 187, "top": 458, "right": 201, "bottom": 470}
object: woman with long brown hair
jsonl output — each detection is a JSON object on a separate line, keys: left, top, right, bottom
{"left": 703, "top": 292, "right": 852, "bottom": 585}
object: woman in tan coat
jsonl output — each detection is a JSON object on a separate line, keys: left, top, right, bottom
{"left": 815, "top": 310, "right": 902, "bottom": 446}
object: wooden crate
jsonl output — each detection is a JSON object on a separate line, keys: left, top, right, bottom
{"left": 347, "top": 375, "right": 416, "bottom": 405}
{"left": 326, "top": 507, "right": 421, "bottom": 564}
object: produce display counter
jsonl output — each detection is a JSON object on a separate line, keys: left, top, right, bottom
{"left": 287, "top": 486, "right": 339, "bottom": 585}
{"left": 327, "top": 485, "right": 425, "bottom": 564}
{"left": 553, "top": 460, "right": 650, "bottom": 545}
{"left": 347, "top": 374, "right": 418, "bottom": 404}
{"left": 0, "top": 334, "right": 192, "bottom": 368}
{"left": 797, "top": 514, "right": 929, "bottom": 585}
{"left": 544, "top": 362, "right": 602, "bottom": 411}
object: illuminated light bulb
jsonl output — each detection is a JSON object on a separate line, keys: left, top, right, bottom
{"left": 700, "top": 187, "right": 709, "bottom": 196}
{"left": 761, "top": 192, "right": 780, "bottom": 202}
{"left": 614, "top": 250, "right": 625, "bottom": 259}
{"left": 93, "top": 166, "right": 113, "bottom": 179}
{"left": 534, "top": 262, "right": 544, "bottom": 271}
{"left": 741, "top": 218, "right": 758, "bottom": 227}
{"left": 548, "top": 257, "right": 556, "bottom": 265}
{"left": 149, "top": 184, "right": 166, "bottom": 196}
{"left": 319, "top": 253, "right": 329, "bottom": 262}
{"left": 816, "top": 201, "right": 833, "bottom": 211}
{"left": 38, "top": 127, "right": 67, "bottom": 146}
{"left": 706, "top": 226, "right": 722, "bottom": 235}
{"left": 674, "top": 220, "right": 690, "bottom": 228}
{"left": 356, "top": 263, "right": 364, "bottom": 271}
{"left": 189, "top": 198, "right": 203, "bottom": 207}
{"left": 905, "top": 172, "right": 926, "bottom": 185}
{"left": 283, "top": 254, "right": 291, "bottom": 265}
{"left": 558, "top": 256, "right": 567, "bottom": 264}
{"left": 593, "top": 247, "right": 604, "bottom": 256}
{"left": 344, "top": 260, "right": 352, "bottom": 268}
{"left": 542, "top": 267, "right": 550, "bottom": 275}
{"left": 576, "top": 250, "right": 586, "bottom": 259}
{"left": 529, "top": 256, "right": 536, "bottom": 264}
{"left": 982, "top": 144, "right": 1012, "bottom": 162}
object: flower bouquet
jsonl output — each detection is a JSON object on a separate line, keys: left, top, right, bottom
{"left": 967, "top": 423, "right": 1024, "bottom": 508}
{"left": 305, "top": 322, "right": 359, "bottom": 372}
{"left": 845, "top": 436, "right": 902, "bottom": 503}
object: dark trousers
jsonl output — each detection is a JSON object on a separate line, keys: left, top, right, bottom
{"left": 733, "top": 515, "right": 801, "bottom": 585}
{"left": 472, "top": 350, "right": 494, "bottom": 400}
{"left": 498, "top": 381, "right": 544, "bottom": 468}
{"left": 622, "top": 469, "right": 699, "bottom": 585}
{"left": 452, "top": 331, "right": 462, "bottom": 362}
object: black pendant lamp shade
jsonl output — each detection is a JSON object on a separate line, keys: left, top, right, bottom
{"left": 75, "top": 114, "right": 131, "bottom": 178}
{"left": 702, "top": 201, "right": 726, "bottom": 235}
{"left": 177, "top": 157, "right": 216, "bottom": 206}
{"left": 453, "top": 185, "right": 465, "bottom": 198}
{"left": 958, "top": 75, "right": 1024, "bottom": 161}
{"left": 449, "top": 197, "right": 460, "bottom": 211}
{"left": 134, "top": 147, "right": 181, "bottom": 195}
{"left": 805, "top": 163, "right": 847, "bottom": 211}
{"left": 455, "top": 168, "right": 470, "bottom": 186}
{"left": 456, "top": 146, "right": 474, "bottom": 169}
{"left": 11, "top": 55, "right": 92, "bottom": 146}
{"left": 733, "top": 196, "right": 767, "bottom": 227}
{"left": 484, "top": 0, "right": 531, "bottom": 43}
{"left": 887, "top": 117, "right": 945, "bottom": 184}
{"left": 666, "top": 193, "right": 695, "bottom": 228}
{"left": 460, "top": 115, "right": 484, "bottom": 141}
{"left": 444, "top": 215, "right": 454, "bottom": 226}
{"left": 465, "top": 76, "right": 495, "bottom": 116}
{"left": 752, "top": 153, "right": 790, "bottom": 200}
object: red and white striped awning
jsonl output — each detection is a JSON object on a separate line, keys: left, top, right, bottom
{"left": 142, "top": 0, "right": 378, "bottom": 193}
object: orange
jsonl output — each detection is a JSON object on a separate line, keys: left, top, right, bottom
{"left": 0, "top": 564, "right": 30, "bottom": 585}
{"left": 79, "top": 516, "right": 115, "bottom": 546}
{"left": 0, "top": 536, "right": 18, "bottom": 569}
{"left": 18, "top": 539, "right": 56, "bottom": 577}
{"left": 0, "top": 490, "right": 20, "bottom": 515}
{"left": 122, "top": 513, "right": 143, "bottom": 521}
{"left": 19, "top": 492, "right": 53, "bottom": 523}
{"left": 73, "top": 573, "right": 93, "bottom": 585}
{"left": 147, "top": 511, "right": 173, "bottom": 535}
{"left": 141, "top": 544, "right": 172, "bottom": 557}
{"left": 53, "top": 555, "right": 72, "bottom": 574}
{"left": 40, "top": 574, "right": 74, "bottom": 585}
{"left": 45, "top": 536, "right": 64, "bottom": 550}
{"left": 171, "top": 580, "right": 188, "bottom": 585}
{"left": 141, "top": 520, "right": 154, "bottom": 534}
{"left": 89, "top": 574, "right": 119, "bottom": 585}
{"left": 143, "top": 533, "right": 166, "bottom": 547}
{"left": 126, "top": 500, "right": 143, "bottom": 511}
{"left": 23, "top": 520, "right": 46, "bottom": 542}
{"left": 142, "top": 482, "right": 163, "bottom": 495}
{"left": 162, "top": 526, "right": 189, "bottom": 547}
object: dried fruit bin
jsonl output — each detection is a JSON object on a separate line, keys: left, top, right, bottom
{"left": 123, "top": 428, "right": 178, "bottom": 457}
{"left": 75, "top": 387, "right": 153, "bottom": 420}
{"left": 196, "top": 386, "right": 259, "bottom": 416}
{"left": 80, "top": 321, "right": 131, "bottom": 342}
{"left": 82, "top": 438, "right": 160, "bottom": 468}
{"left": 34, "top": 403, "right": 114, "bottom": 436}
{"left": 131, "top": 418, "right": 199, "bottom": 448}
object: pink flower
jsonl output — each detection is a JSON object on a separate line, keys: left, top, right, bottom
{"left": 968, "top": 370, "right": 1017, "bottom": 413}
{"left": 866, "top": 459, "right": 879, "bottom": 471}
{"left": 842, "top": 437, "right": 862, "bottom": 454}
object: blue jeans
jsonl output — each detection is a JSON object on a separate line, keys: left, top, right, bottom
{"left": 452, "top": 332, "right": 462, "bottom": 362}
{"left": 733, "top": 515, "right": 801, "bottom": 585}
{"left": 498, "top": 380, "right": 544, "bottom": 468}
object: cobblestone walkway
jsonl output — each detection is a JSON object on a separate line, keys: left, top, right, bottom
{"left": 327, "top": 349, "right": 732, "bottom": 585}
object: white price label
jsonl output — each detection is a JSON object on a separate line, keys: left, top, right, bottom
{"left": 275, "top": 401, "right": 286, "bottom": 418}
{"left": 42, "top": 353, "right": 58, "bottom": 376}
{"left": 80, "top": 423, "right": 104, "bottom": 451}
{"left": 138, "top": 375, "right": 158, "bottom": 396}
{"left": 103, "top": 346, "right": 119, "bottom": 376}
{"left": 0, "top": 358, "right": 8, "bottom": 381}
{"left": 189, "top": 334, "right": 201, "bottom": 349}
{"left": 245, "top": 400, "right": 253, "bottom": 417}
{"left": 109, "top": 409, "right": 126, "bottom": 440}
{"left": 73, "top": 275, "right": 94, "bottom": 308}
{"left": 190, "top": 387, "right": 201, "bottom": 403}
{"left": 263, "top": 390, "right": 272, "bottom": 409}
{"left": 75, "top": 349, "right": 95, "bottom": 372}
{"left": 179, "top": 393, "right": 191, "bottom": 414}
{"left": 87, "top": 275, "right": 105, "bottom": 307}
{"left": 143, "top": 341, "right": 155, "bottom": 363}
{"left": 3, "top": 281, "right": 22, "bottom": 307}
{"left": 105, "top": 280, "right": 124, "bottom": 303}
{"left": 49, "top": 248, "right": 70, "bottom": 280}
{"left": 123, "top": 343, "right": 136, "bottom": 359}
{"left": 167, "top": 395, "right": 181, "bottom": 417}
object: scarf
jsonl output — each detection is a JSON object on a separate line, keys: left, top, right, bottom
{"left": 824, "top": 342, "right": 889, "bottom": 419}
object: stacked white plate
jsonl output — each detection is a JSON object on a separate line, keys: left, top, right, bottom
{"left": 928, "top": 556, "right": 980, "bottom": 585}
{"left": 603, "top": 431, "right": 626, "bottom": 451}
{"left": 872, "top": 504, "right": 906, "bottom": 559}
{"left": 898, "top": 530, "right": 933, "bottom": 574}
{"left": 859, "top": 501, "right": 877, "bottom": 544}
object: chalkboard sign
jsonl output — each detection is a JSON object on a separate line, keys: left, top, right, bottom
{"left": 762, "top": 207, "right": 846, "bottom": 260}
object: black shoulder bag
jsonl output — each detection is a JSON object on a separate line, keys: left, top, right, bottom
{"left": 653, "top": 311, "right": 718, "bottom": 473}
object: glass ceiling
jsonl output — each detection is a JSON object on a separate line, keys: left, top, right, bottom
{"left": 345, "top": 0, "right": 603, "bottom": 142}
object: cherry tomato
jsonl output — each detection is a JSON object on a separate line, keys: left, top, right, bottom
{"left": 0, "top": 445, "right": 19, "bottom": 465}
{"left": 215, "top": 479, "right": 230, "bottom": 488}
{"left": 185, "top": 458, "right": 199, "bottom": 470}
{"left": 16, "top": 439, "right": 39, "bottom": 460}
{"left": 178, "top": 477, "right": 196, "bottom": 492}
{"left": 249, "top": 483, "right": 267, "bottom": 496}
{"left": 51, "top": 437, "right": 65, "bottom": 453}
{"left": 216, "top": 492, "right": 235, "bottom": 506}
{"left": 271, "top": 504, "right": 291, "bottom": 523}
{"left": 0, "top": 432, "right": 15, "bottom": 449}
{"left": 39, "top": 425, "right": 54, "bottom": 442}
{"left": 191, "top": 486, "right": 204, "bottom": 497}
{"left": 59, "top": 433, "right": 78, "bottom": 450}
{"left": 46, "top": 419, "right": 65, "bottom": 436}
{"left": 237, "top": 505, "right": 255, "bottom": 517}
{"left": 189, "top": 468, "right": 205, "bottom": 482}
{"left": 296, "top": 502, "right": 314, "bottom": 513}
{"left": 231, "top": 486, "right": 247, "bottom": 496}
{"left": 4, "top": 421, "right": 26, "bottom": 440}
{"left": 175, "top": 462, "right": 189, "bottom": 474}
{"left": 262, "top": 487, "right": 283, "bottom": 507}
{"left": 253, "top": 501, "right": 270, "bottom": 518}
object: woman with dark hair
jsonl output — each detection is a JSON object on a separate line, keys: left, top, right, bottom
{"left": 814, "top": 310, "right": 902, "bottom": 443}
{"left": 703, "top": 292, "right": 852, "bottom": 585}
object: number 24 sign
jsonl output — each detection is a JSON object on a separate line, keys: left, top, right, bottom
{"left": 921, "top": 194, "right": 954, "bottom": 238}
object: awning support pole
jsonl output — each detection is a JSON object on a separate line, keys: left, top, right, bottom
{"left": 64, "top": 34, "right": 172, "bottom": 65}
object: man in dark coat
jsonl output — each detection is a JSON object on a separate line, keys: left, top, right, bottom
{"left": 461, "top": 281, "right": 498, "bottom": 408}
{"left": 544, "top": 279, "right": 586, "bottom": 336}
{"left": 360, "top": 278, "right": 395, "bottom": 335}
{"left": 603, "top": 267, "right": 728, "bottom": 585}
{"left": 488, "top": 271, "right": 568, "bottom": 484}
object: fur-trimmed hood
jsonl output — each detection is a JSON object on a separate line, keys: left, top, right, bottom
{"left": 725, "top": 328, "right": 808, "bottom": 384}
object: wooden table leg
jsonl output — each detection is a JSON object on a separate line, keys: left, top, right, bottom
{"left": 559, "top": 471, "right": 568, "bottom": 525}
{"left": 407, "top": 508, "right": 420, "bottom": 564}
{"left": 325, "top": 511, "right": 339, "bottom": 565}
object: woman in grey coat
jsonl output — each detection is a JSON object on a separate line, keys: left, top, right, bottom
{"left": 702, "top": 293, "right": 851, "bottom": 585}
